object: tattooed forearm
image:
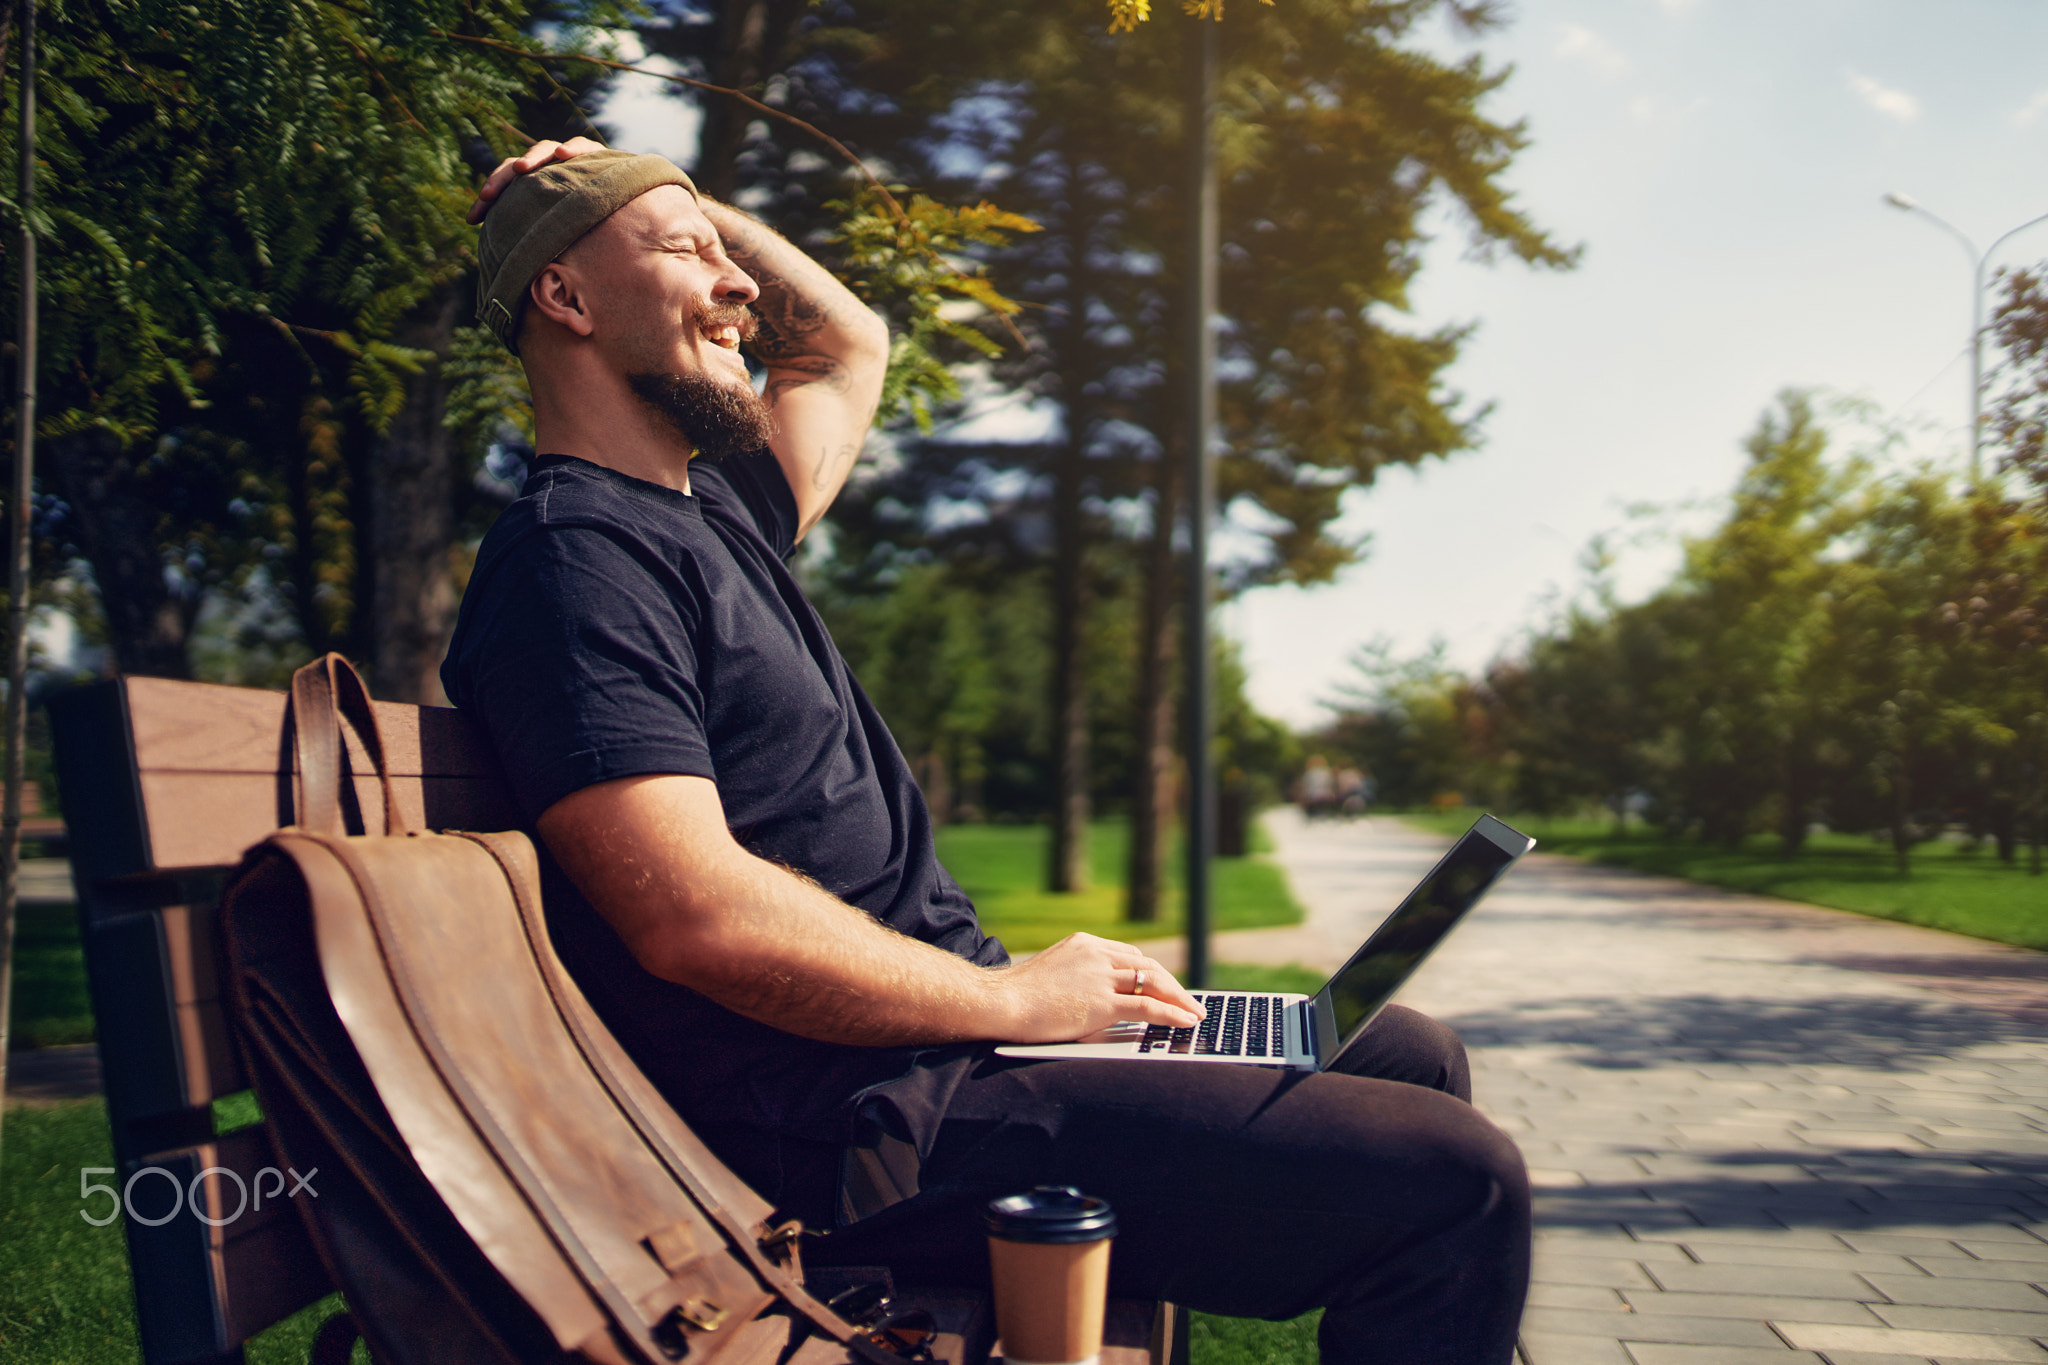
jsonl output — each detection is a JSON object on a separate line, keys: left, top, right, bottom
{"left": 745, "top": 269, "right": 835, "bottom": 360}
{"left": 714, "top": 217, "right": 836, "bottom": 359}
{"left": 701, "top": 197, "right": 884, "bottom": 371}
{"left": 767, "top": 355, "right": 853, "bottom": 403}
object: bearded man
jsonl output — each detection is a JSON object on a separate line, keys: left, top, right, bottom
{"left": 443, "top": 141, "right": 1531, "bottom": 1365}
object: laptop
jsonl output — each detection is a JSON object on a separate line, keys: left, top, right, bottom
{"left": 995, "top": 814, "right": 1535, "bottom": 1072}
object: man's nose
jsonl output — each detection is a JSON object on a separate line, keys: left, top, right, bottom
{"left": 718, "top": 266, "right": 760, "bottom": 306}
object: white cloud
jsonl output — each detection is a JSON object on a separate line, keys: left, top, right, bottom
{"left": 1656, "top": 0, "right": 1701, "bottom": 14}
{"left": 1627, "top": 93, "right": 1711, "bottom": 125}
{"left": 1555, "top": 24, "right": 1631, "bottom": 78}
{"left": 1845, "top": 69, "right": 1921, "bottom": 124}
{"left": 2015, "top": 90, "right": 2048, "bottom": 127}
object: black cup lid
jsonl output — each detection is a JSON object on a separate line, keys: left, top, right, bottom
{"left": 984, "top": 1186, "right": 1117, "bottom": 1244}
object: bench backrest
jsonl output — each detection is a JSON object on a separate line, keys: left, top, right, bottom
{"left": 49, "top": 675, "right": 518, "bottom": 1365}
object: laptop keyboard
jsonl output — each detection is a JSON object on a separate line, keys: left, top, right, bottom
{"left": 1137, "top": 993, "right": 1291, "bottom": 1058}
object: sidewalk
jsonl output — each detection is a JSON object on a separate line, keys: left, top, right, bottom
{"left": 1189, "top": 810, "right": 2048, "bottom": 1365}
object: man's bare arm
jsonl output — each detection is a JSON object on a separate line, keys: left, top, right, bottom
{"left": 537, "top": 774, "right": 1202, "bottom": 1047}
{"left": 699, "top": 201, "right": 888, "bottom": 539}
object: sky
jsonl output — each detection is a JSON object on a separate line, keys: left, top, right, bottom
{"left": 1220, "top": 0, "right": 2048, "bottom": 725}
{"left": 602, "top": 2, "right": 2048, "bottom": 729}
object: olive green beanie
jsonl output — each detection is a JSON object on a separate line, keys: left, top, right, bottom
{"left": 474, "top": 150, "right": 698, "bottom": 353}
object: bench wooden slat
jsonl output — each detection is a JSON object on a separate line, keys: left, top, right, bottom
{"left": 161, "top": 902, "right": 247, "bottom": 1103}
{"left": 137, "top": 771, "right": 521, "bottom": 874}
{"left": 126, "top": 676, "right": 503, "bottom": 778}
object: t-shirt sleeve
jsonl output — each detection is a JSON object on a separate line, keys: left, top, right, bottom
{"left": 452, "top": 525, "right": 716, "bottom": 822}
{"left": 701, "top": 449, "right": 801, "bottom": 560}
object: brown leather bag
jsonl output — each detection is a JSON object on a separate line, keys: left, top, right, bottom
{"left": 218, "top": 654, "right": 893, "bottom": 1365}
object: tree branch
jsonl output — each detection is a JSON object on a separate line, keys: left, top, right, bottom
{"left": 434, "top": 29, "right": 909, "bottom": 227}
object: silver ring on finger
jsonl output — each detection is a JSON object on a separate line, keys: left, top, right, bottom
{"left": 1133, "top": 970, "right": 1148, "bottom": 997}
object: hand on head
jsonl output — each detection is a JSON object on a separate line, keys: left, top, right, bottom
{"left": 467, "top": 136, "right": 611, "bottom": 225}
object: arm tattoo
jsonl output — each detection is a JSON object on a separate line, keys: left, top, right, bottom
{"left": 812, "top": 441, "right": 862, "bottom": 492}
{"left": 766, "top": 354, "right": 852, "bottom": 403}
{"left": 719, "top": 228, "right": 836, "bottom": 363}
{"left": 748, "top": 276, "right": 834, "bottom": 362}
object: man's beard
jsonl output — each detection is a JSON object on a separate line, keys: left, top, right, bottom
{"left": 626, "top": 370, "right": 776, "bottom": 462}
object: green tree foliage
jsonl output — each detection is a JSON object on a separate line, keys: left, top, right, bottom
{"left": 809, "top": 549, "right": 1295, "bottom": 824}
{"left": 1991, "top": 264, "right": 2048, "bottom": 498}
{"left": 1484, "top": 558, "right": 1664, "bottom": 830}
{"left": 1320, "top": 639, "right": 1503, "bottom": 811}
{"left": 794, "top": 0, "right": 1571, "bottom": 586}
{"left": 823, "top": 189, "right": 1040, "bottom": 429}
{"left": 1311, "top": 391, "right": 2048, "bottom": 877}
{"left": 1, "top": 0, "right": 624, "bottom": 685}
{"left": 815, "top": 560, "right": 1042, "bottom": 820}
{"left": 1653, "top": 393, "right": 1866, "bottom": 849}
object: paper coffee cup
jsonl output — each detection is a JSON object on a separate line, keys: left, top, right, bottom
{"left": 985, "top": 1185, "right": 1117, "bottom": 1365}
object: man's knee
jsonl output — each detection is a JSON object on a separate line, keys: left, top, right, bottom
{"left": 1318, "top": 1088, "right": 1530, "bottom": 1318}
{"left": 1334, "top": 1004, "right": 1472, "bottom": 1100}
{"left": 1364, "top": 1082, "right": 1525, "bottom": 1230}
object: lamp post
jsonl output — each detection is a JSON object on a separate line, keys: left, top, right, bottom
{"left": 1181, "top": 12, "right": 1218, "bottom": 990}
{"left": 1883, "top": 193, "right": 2048, "bottom": 487}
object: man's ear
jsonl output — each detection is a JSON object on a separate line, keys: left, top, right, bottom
{"left": 528, "top": 262, "right": 596, "bottom": 339}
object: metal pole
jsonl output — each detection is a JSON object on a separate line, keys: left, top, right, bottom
{"left": 1181, "top": 12, "right": 1216, "bottom": 990}
{"left": 0, "top": 0, "right": 36, "bottom": 1157}
{"left": 1969, "top": 255, "right": 1984, "bottom": 487}
{"left": 1884, "top": 194, "right": 2048, "bottom": 489}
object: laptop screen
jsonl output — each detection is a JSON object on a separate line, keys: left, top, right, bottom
{"left": 1317, "top": 815, "right": 1534, "bottom": 1053}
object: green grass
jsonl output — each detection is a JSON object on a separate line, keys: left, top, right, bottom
{"left": 1189, "top": 1308, "right": 1320, "bottom": 1365}
{"left": 1402, "top": 809, "right": 2048, "bottom": 950}
{"left": 936, "top": 819, "right": 1305, "bottom": 952}
{"left": 0, "top": 1099, "right": 365, "bottom": 1365}
{"left": 1206, "top": 962, "right": 1327, "bottom": 996}
{"left": 7, "top": 904, "right": 94, "bottom": 1050}
{"left": 0, "top": 1102, "right": 134, "bottom": 1363}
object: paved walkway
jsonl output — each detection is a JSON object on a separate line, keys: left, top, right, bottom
{"left": 1184, "top": 811, "right": 2048, "bottom": 1365}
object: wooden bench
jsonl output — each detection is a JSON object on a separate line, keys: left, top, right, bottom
{"left": 49, "top": 674, "right": 1185, "bottom": 1365}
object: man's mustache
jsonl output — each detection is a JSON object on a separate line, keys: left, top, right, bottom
{"left": 699, "top": 303, "right": 760, "bottom": 343}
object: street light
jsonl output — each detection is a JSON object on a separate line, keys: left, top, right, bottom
{"left": 1884, "top": 193, "right": 2048, "bottom": 487}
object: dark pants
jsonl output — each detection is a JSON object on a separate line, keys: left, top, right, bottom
{"left": 803, "top": 1006, "right": 1531, "bottom": 1365}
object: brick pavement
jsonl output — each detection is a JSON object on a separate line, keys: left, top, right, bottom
{"left": 1170, "top": 811, "right": 2048, "bottom": 1365}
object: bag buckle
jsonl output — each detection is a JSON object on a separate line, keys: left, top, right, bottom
{"left": 759, "top": 1219, "right": 814, "bottom": 1278}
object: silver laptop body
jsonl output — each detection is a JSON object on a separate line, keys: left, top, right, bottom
{"left": 994, "top": 814, "right": 1535, "bottom": 1072}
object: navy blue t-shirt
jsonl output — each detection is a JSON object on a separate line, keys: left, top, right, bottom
{"left": 441, "top": 451, "right": 1007, "bottom": 1143}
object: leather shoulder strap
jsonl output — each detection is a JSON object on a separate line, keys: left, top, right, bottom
{"left": 291, "top": 654, "right": 411, "bottom": 837}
